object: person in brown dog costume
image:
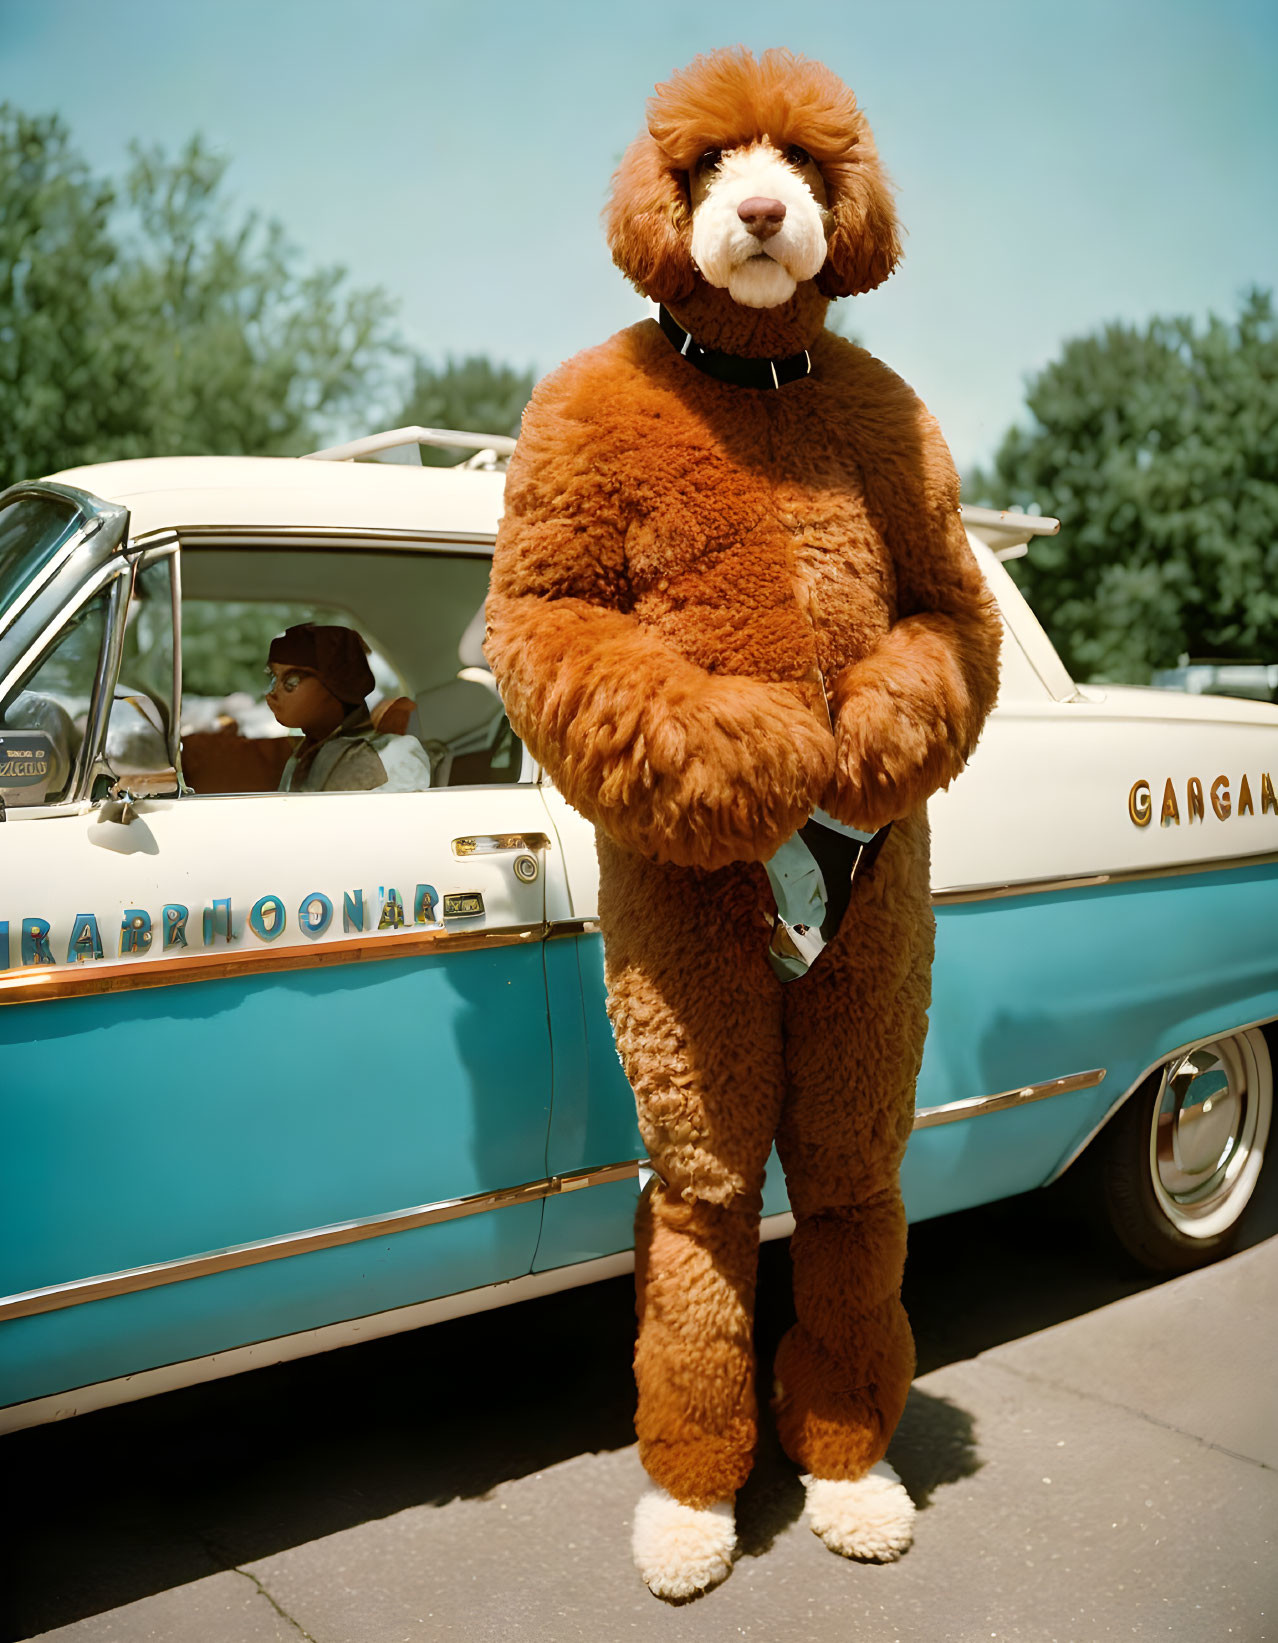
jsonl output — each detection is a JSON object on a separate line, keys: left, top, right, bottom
{"left": 486, "top": 46, "right": 1002, "bottom": 1600}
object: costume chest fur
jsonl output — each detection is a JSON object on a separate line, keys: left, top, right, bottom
{"left": 489, "top": 320, "right": 997, "bottom": 861}
{"left": 526, "top": 324, "right": 917, "bottom": 682}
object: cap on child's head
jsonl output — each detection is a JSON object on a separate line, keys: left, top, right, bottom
{"left": 268, "top": 623, "right": 374, "bottom": 708}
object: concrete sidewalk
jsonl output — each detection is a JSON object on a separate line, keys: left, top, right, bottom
{"left": 29, "top": 1235, "right": 1276, "bottom": 1643}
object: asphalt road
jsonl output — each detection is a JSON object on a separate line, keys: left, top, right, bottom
{"left": 7, "top": 1167, "right": 1277, "bottom": 1643}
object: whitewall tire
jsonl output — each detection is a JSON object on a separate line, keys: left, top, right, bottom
{"left": 1095, "top": 1027, "right": 1272, "bottom": 1272}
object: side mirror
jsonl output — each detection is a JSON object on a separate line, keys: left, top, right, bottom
{"left": 111, "top": 767, "right": 180, "bottom": 799}
{"left": 106, "top": 689, "right": 179, "bottom": 797}
{"left": 89, "top": 776, "right": 170, "bottom": 854}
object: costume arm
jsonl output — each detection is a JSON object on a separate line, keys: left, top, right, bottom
{"left": 821, "top": 399, "right": 1003, "bottom": 833}
{"left": 485, "top": 376, "right": 834, "bottom": 870}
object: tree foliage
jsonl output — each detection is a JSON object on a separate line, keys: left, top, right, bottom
{"left": 396, "top": 354, "right": 534, "bottom": 466}
{"left": 180, "top": 601, "right": 333, "bottom": 700}
{"left": 969, "top": 290, "right": 1278, "bottom": 683}
{"left": 1, "top": 109, "right": 120, "bottom": 482}
{"left": 0, "top": 107, "right": 398, "bottom": 484}
{"left": 2, "top": 105, "right": 550, "bottom": 716}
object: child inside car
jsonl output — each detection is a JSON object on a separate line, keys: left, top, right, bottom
{"left": 266, "top": 622, "right": 434, "bottom": 793}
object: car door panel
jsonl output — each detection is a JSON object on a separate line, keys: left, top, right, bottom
{"left": 534, "top": 928, "right": 645, "bottom": 1272}
{"left": 0, "top": 784, "right": 556, "bottom": 1407}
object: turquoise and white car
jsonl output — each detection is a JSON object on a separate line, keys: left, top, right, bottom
{"left": 1, "top": 430, "right": 1274, "bottom": 1433}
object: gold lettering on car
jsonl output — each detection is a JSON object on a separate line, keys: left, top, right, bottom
{"left": 1128, "top": 772, "right": 1274, "bottom": 828}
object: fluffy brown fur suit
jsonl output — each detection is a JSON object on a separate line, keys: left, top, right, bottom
{"left": 487, "top": 46, "right": 1002, "bottom": 1550}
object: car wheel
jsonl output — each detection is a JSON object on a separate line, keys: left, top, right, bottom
{"left": 1094, "top": 1027, "right": 1272, "bottom": 1273}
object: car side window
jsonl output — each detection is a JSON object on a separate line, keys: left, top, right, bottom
{"left": 178, "top": 597, "right": 340, "bottom": 794}
{"left": 175, "top": 550, "right": 526, "bottom": 794}
{"left": 0, "top": 587, "right": 110, "bottom": 807}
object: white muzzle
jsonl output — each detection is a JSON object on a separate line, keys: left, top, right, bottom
{"left": 690, "top": 144, "right": 828, "bottom": 309}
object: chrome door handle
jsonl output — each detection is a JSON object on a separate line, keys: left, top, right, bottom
{"left": 452, "top": 833, "right": 549, "bottom": 857}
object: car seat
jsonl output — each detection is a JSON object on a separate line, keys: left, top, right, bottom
{"left": 407, "top": 600, "right": 520, "bottom": 785}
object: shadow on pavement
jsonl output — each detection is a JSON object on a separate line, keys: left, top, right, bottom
{"left": 6, "top": 1160, "right": 1274, "bottom": 1640}
{"left": 732, "top": 1382, "right": 981, "bottom": 1564}
{"left": 891, "top": 1386, "right": 983, "bottom": 1511}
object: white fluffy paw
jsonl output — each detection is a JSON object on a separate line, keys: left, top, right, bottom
{"left": 632, "top": 1487, "right": 737, "bottom": 1600}
{"left": 802, "top": 1460, "right": 916, "bottom": 1562}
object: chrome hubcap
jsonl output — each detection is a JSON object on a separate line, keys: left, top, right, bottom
{"left": 1149, "top": 1031, "right": 1272, "bottom": 1238}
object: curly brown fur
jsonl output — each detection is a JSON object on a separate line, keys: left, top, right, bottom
{"left": 488, "top": 325, "right": 999, "bottom": 850}
{"left": 666, "top": 280, "right": 830, "bottom": 358}
{"left": 486, "top": 339, "right": 838, "bottom": 870}
{"left": 607, "top": 47, "right": 901, "bottom": 315}
{"left": 486, "top": 47, "right": 1002, "bottom": 1540}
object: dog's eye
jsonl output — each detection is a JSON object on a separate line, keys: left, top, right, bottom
{"left": 785, "top": 145, "right": 812, "bottom": 169}
{"left": 694, "top": 148, "right": 722, "bottom": 175}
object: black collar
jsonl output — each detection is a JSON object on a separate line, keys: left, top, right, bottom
{"left": 658, "top": 306, "right": 813, "bottom": 390}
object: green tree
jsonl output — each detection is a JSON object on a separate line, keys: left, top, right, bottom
{"left": 0, "top": 107, "right": 398, "bottom": 484}
{"left": 0, "top": 108, "right": 122, "bottom": 482}
{"left": 968, "top": 290, "right": 1278, "bottom": 683}
{"left": 179, "top": 601, "right": 335, "bottom": 699}
{"left": 113, "top": 138, "right": 397, "bottom": 460}
{"left": 396, "top": 354, "right": 534, "bottom": 465}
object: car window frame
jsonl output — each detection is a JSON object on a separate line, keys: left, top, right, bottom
{"left": 0, "top": 483, "right": 149, "bottom": 813}
{"left": 0, "top": 483, "right": 131, "bottom": 703}
{"left": 106, "top": 537, "right": 183, "bottom": 792}
{"left": 157, "top": 525, "right": 540, "bottom": 793}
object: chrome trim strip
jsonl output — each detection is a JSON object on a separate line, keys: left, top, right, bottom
{"left": 0, "top": 1159, "right": 646, "bottom": 1322}
{"left": 75, "top": 566, "right": 135, "bottom": 801}
{"left": 0, "top": 1249, "right": 642, "bottom": 1434}
{"left": 935, "top": 873, "right": 1112, "bottom": 903}
{"left": 0, "top": 921, "right": 548, "bottom": 1007}
{"left": 912, "top": 1067, "right": 1107, "bottom": 1129}
{"left": 122, "top": 537, "right": 183, "bottom": 786}
{"left": 164, "top": 539, "right": 186, "bottom": 782}
{"left": 0, "top": 1037, "right": 1256, "bottom": 1323}
{"left": 933, "top": 851, "right": 1278, "bottom": 905}
{"left": 961, "top": 503, "right": 1061, "bottom": 547}
{"left": 0, "top": 1205, "right": 799, "bottom": 1434}
{"left": 304, "top": 426, "right": 516, "bottom": 462}
{"left": 173, "top": 525, "right": 496, "bottom": 552}
{"left": 549, "top": 856, "right": 1278, "bottom": 936}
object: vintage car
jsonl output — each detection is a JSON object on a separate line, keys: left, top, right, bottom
{"left": 1, "top": 429, "right": 1274, "bottom": 1434}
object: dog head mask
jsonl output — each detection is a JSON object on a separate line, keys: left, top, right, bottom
{"left": 605, "top": 47, "right": 901, "bottom": 310}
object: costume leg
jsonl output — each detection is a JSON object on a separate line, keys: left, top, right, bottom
{"left": 598, "top": 835, "right": 785, "bottom": 1595}
{"left": 772, "top": 812, "right": 934, "bottom": 1559}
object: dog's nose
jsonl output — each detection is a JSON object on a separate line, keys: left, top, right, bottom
{"left": 737, "top": 197, "right": 786, "bottom": 239}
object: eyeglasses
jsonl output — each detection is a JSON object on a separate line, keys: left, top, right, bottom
{"left": 264, "top": 667, "right": 316, "bottom": 695}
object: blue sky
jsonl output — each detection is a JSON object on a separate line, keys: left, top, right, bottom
{"left": 3, "top": 0, "right": 1275, "bottom": 474}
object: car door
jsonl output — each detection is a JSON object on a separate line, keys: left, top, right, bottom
{"left": 533, "top": 785, "right": 648, "bottom": 1274}
{"left": 0, "top": 497, "right": 556, "bottom": 1415}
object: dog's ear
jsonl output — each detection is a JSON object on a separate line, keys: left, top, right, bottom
{"left": 816, "top": 141, "right": 902, "bottom": 299}
{"left": 605, "top": 133, "right": 698, "bottom": 306}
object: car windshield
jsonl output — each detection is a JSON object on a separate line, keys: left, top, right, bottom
{"left": 0, "top": 491, "right": 85, "bottom": 619}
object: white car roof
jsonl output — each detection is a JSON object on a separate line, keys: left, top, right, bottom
{"left": 46, "top": 455, "right": 505, "bottom": 543}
